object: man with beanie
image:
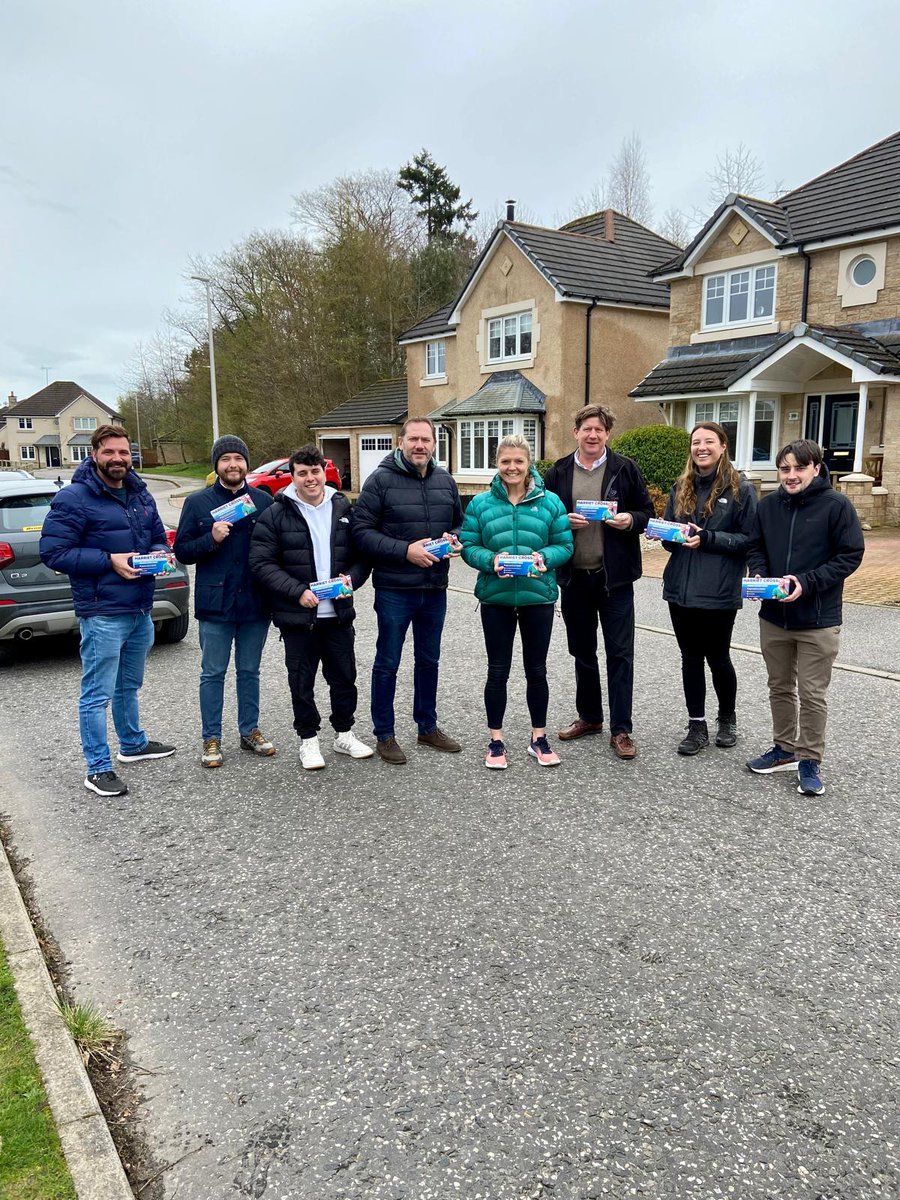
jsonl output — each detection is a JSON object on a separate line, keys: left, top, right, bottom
{"left": 174, "top": 435, "right": 276, "bottom": 767}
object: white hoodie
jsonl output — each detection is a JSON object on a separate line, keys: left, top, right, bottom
{"left": 282, "top": 483, "right": 336, "bottom": 618}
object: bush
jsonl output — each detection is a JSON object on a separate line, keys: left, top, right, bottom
{"left": 646, "top": 485, "right": 668, "bottom": 517}
{"left": 610, "top": 424, "right": 689, "bottom": 493}
{"left": 535, "top": 458, "right": 555, "bottom": 478}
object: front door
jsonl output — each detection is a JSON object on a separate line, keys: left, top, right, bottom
{"left": 46, "top": 446, "right": 61, "bottom": 468}
{"left": 821, "top": 394, "right": 858, "bottom": 478}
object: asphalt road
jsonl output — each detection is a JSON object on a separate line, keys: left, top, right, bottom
{"left": 1, "top": 566, "right": 898, "bottom": 1199}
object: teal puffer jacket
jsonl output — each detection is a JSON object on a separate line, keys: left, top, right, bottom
{"left": 460, "top": 468, "right": 573, "bottom": 606}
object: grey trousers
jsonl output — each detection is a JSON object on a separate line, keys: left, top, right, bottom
{"left": 759, "top": 619, "right": 841, "bottom": 763}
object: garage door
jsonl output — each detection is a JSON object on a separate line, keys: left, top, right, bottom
{"left": 358, "top": 436, "right": 394, "bottom": 487}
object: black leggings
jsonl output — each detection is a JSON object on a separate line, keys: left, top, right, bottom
{"left": 480, "top": 603, "right": 555, "bottom": 730}
{"left": 668, "top": 604, "right": 738, "bottom": 719}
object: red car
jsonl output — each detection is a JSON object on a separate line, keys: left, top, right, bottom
{"left": 245, "top": 457, "right": 341, "bottom": 494}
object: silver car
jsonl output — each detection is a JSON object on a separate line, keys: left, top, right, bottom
{"left": 0, "top": 477, "right": 190, "bottom": 664}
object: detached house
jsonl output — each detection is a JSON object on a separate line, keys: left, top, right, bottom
{"left": 632, "top": 130, "right": 900, "bottom": 526}
{"left": 4, "top": 381, "right": 122, "bottom": 470}
{"left": 312, "top": 209, "right": 678, "bottom": 493}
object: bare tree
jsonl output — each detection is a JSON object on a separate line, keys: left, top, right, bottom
{"left": 605, "top": 133, "right": 652, "bottom": 225}
{"left": 292, "top": 168, "right": 420, "bottom": 251}
{"left": 656, "top": 207, "right": 694, "bottom": 249}
{"left": 707, "top": 142, "right": 764, "bottom": 204}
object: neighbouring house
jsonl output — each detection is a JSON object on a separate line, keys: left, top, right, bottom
{"left": 3, "top": 382, "right": 122, "bottom": 470}
{"left": 631, "top": 130, "right": 900, "bottom": 527}
{"left": 311, "top": 207, "right": 678, "bottom": 494}
{"left": 309, "top": 377, "right": 408, "bottom": 492}
{"left": 0, "top": 393, "right": 13, "bottom": 463}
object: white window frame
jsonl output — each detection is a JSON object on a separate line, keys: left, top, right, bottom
{"left": 18, "top": 417, "right": 33, "bottom": 430}
{"left": 702, "top": 263, "right": 777, "bottom": 331}
{"left": 359, "top": 435, "right": 393, "bottom": 452}
{"left": 690, "top": 399, "right": 740, "bottom": 460}
{"left": 424, "top": 340, "right": 446, "bottom": 379}
{"left": 20, "top": 444, "right": 36, "bottom": 461}
{"left": 73, "top": 416, "right": 97, "bottom": 431}
{"left": 436, "top": 424, "right": 449, "bottom": 468}
{"left": 70, "top": 445, "right": 91, "bottom": 462}
{"left": 456, "top": 416, "right": 538, "bottom": 475}
{"left": 486, "top": 311, "right": 533, "bottom": 364}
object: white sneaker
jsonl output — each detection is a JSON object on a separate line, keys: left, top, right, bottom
{"left": 299, "top": 736, "right": 325, "bottom": 770}
{"left": 333, "top": 731, "right": 375, "bottom": 759}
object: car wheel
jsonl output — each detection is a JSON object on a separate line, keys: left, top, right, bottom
{"left": 255, "top": 484, "right": 272, "bottom": 495}
{"left": 155, "top": 612, "right": 189, "bottom": 644}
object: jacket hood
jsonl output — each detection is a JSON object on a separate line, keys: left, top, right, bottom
{"left": 71, "top": 457, "right": 148, "bottom": 496}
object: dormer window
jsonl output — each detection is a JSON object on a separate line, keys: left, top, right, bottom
{"left": 703, "top": 264, "right": 776, "bottom": 330}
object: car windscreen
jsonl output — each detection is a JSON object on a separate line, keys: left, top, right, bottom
{"left": 0, "top": 494, "right": 55, "bottom": 532}
{"left": 252, "top": 459, "right": 286, "bottom": 474}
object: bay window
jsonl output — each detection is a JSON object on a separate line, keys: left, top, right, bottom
{"left": 458, "top": 417, "right": 539, "bottom": 471}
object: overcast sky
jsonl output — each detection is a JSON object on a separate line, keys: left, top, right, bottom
{"left": 3, "top": 0, "right": 899, "bottom": 406}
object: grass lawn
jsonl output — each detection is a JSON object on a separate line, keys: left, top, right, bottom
{"left": 0, "top": 939, "right": 76, "bottom": 1199}
{"left": 140, "top": 462, "right": 210, "bottom": 479}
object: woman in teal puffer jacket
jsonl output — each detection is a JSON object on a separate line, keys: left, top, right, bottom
{"left": 460, "top": 435, "right": 573, "bottom": 770}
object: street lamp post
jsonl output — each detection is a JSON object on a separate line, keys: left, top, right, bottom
{"left": 191, "top": 274, "right": 220, "bottom": 443}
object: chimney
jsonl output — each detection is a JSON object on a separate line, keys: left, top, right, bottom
{"left": 604, "top": 210, "right": 615, "bottom": 242}
{"left": 506, "top": 198, "right": 516, "bottom": 221}
{"left": 7, "top": 392, "right": 16, "bottom": 405}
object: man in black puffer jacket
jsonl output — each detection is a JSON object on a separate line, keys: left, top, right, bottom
{"left": 352, "top": 418, "right": 463, "bottom": 765}
{"left": 250, "top": 445, "right": 373, "bottom": 771}
{"left": 745, "top": 439, "right": 864, "bottom": 797}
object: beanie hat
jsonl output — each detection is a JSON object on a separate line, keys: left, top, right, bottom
{"left": 212, "top": 435, "right": 250, "bottom": 470}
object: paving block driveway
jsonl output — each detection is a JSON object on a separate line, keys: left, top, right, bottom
{"left": 1, "top": 565, "right": 898, "bottom": 1199}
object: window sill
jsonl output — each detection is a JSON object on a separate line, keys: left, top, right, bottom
{"left": 419, "top": 375, "right": 448, "bottom": 387}
{"left": 481, "top": 356, "right": 534, "bottom": 374}
{"left": 691, "top": 321, "right": 780, "bottom": 345}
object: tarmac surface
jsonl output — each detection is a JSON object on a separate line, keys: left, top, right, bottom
{"left": 1, "top": 553, "right": 899, "bottom": 1199}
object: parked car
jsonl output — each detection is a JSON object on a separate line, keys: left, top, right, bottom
{"left": 246, "top": 456, "right": 341, "bottom": 493}
{"left": 0, "top": 478, "right": 190, "bottom": 664}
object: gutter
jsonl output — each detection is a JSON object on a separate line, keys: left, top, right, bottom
{"left": 584, "top": 297, "right": 600, "bottom": 405}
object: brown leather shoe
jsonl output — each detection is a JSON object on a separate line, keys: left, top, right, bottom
{"left": 417, "top": 727, "right": 461, "bottom": 753}
{"left": 558, "top": 718, "right": 604, "bottom": 741}
{"left": 610, "top": 732, "right": 637, "bottom": 760}
{"left": 376, "top": 736, "right": 407, "bottom": 765}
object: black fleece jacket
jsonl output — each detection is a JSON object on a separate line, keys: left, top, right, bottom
{"left": 543, "top": 449, "right": 654, "bottom": 588}
{"left": 746, "top": 474, "right": 864, "bottom": 629}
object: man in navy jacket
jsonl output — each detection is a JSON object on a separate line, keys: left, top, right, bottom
{"left": 174, "top": 435, "right": 275, "bottom": 768}
{"left": 40, "top": 425, "right": 176, "bottom": 796}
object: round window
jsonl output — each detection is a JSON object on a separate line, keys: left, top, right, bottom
{"left": 850, "top": 255, "right": 877, "bottom": 287}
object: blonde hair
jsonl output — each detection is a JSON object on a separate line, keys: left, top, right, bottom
{"left": 495, "top": 434, "right": 532, "bottom": 466}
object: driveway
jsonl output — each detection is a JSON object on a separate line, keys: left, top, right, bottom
{"left": 0, "top": 568, "right": 897, "bottom": 1198}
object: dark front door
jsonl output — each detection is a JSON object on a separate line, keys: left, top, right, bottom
{"left": 821, "top": 394, "right": 858, "bottom": 478}
{"left": 47, "top": 446, "right": 61, "bottom": 468}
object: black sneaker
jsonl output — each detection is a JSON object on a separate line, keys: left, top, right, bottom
{"left": 715, "top": 713, "right": 737, "bottom": 748}
{"left": 84, "top": 771, "right": 128, "bottom": 796}
{"left": 117, "top": 739, "right": 176, "bottom": 763}
{"left": 677, "top": 720, "right": 709, "bottom": 756}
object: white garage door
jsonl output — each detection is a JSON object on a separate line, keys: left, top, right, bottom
{"left": 358, "top": 435, "right": 394, "bottom": 487}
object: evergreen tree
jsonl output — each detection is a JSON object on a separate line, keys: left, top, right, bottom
{"left": 397, "top": 149, "right": 477, "bottom": 243}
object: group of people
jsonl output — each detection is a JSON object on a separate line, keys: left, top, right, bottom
{"left": 39, "top": 407, "right": 864, "bottom": 800}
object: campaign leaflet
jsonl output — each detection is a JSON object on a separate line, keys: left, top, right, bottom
{"left": 131, "top": 553, "right": 175, "bottom": 576}
{"left": 645, "top": 518, "right": 692, "bottom": 544}
{"left": 575, "top": 500, "right": 618, "bottom": 521}
{"left": 497, "top": 553, "right": 540, "bottom": 577}
{"left": 423, "top": 535, "right": 462, "bottom": 560}
{"left": 310, "top": 576, "right": 354, "bottom": 600}
{"left": 210, "top": 494, "right": 257, "bottom": 523}
{"left": 742, "top": 577, "right": 791, "bottom": 601}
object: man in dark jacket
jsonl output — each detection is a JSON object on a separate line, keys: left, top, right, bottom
{"left": 40, "top": 425, "right": 176, "bottom": 796}
{"left": 174, "top": 435, "right": 275, "bottom": 768}
{"left": 250, "top": 445, "right": 373, "bottom": 770}
{"left": 543, "top": 404, "right": 654, "bottom": 760}
{"left": 352, "top": 417, "right": 463, "bottom": 765}
{"left": 745, "top": 439, "right": 864, "bottom": 797}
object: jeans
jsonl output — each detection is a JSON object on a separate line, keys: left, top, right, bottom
{"left": 282, "top": 621, "right": 357, "bottom": 738}
{"left": 479, "top": 603, "right": 555, "bottom": 730}
{"left": 559, "top": 568, "right": 635, "bottom": 734}
{"left": 78, "top": 612, "right": 155, "bottom": 774}
{"left": 371, "top": 588, "right": 448, "bottom": 741}
{"left": 668, "top": 604, "right": 738, "bottom": 719}
{"left": 198, "top": 619, "right": 270, "bottom": 739}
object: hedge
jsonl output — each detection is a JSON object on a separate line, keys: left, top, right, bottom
{"left": 609, "top": 424, "right": 690, "bottom": 493}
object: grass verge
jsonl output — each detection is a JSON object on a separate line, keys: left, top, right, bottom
{"left": 140, "top": 462, "right": 210, "bottom": 479}
{"left": 0, "top": 937, "right": 76, "bottom": 1199}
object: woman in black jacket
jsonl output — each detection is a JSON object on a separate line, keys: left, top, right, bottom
{"left": 662, "top": 422, "right": 757, "bottom": 755}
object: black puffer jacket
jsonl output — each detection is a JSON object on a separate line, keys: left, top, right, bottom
{"left": 352, "top": 451, "right": 463, "bottom": 590}
{"left": 249, "top": 491, "right": 369, "bottom": 628}
{"left": 661, "top": 473, "right": 757, "bottom": 609}
{"left": 746, "top": 474, "right": 864, "bottom": 629}
{"left": 543, "top": 450, "right": 654, "bottom": 589}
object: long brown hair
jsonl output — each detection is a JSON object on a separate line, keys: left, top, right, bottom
{"left": 673, "top": 422, "right": 742, "bottom": 519}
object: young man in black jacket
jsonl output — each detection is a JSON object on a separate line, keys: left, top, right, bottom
{"left": 745, "top": 439, "right": 864, "bottom": 796}
{"left": 352, "top": 417, "right": 463, "bottom": 765}
{"left": 543, "top": 404, "right": 654, "bottom": 760}
{"left": 249, "top": 445, "right": 373, "bottom": 770}
{"left": 174, "top": 435, "right": 276, "bottom": 768}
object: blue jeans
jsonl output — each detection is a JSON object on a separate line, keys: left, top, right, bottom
{"left": 78, "top": 612, "right": 155, "bottom": 774}
{"left": 371, "top": 588, "right": 447, "bottom": 741}
{"left": 198, "top": 619, "right": 270, "bottom": 739}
